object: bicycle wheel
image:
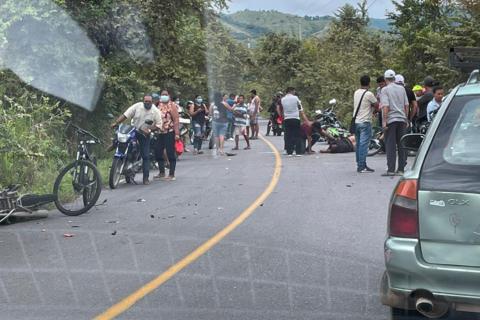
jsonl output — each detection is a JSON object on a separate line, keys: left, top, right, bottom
{"left": 54, "top": 160, "right": 102, "bottom": 216}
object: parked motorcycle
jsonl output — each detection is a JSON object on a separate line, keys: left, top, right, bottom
{"left": 109, "top": 121, "right": 150, "bottom": 189}
{"left": 266, "top": 113, "right": 283, "bottom": 136}
{"left": 367, "top": 127, "right": 385, "bottom": 156}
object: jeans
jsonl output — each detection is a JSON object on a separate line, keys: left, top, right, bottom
{"left": 385, "top": 121, "right": 407, "bottom": 173}
{"left": 355, "top": 122, "right": 372, "bottom": 170}
{"left": 154, "top": 131, "right": 176, "bottom": 177}
{"left": 284, "top": 119, "right": 302, "bottom": 155}
{"left": 137, "top": 134, "right": 151, "bottom": 180}
{"left": 192, "top": 121, "right": 205, "bottom": 151}
{"left": 213, "top": 121, "right": 228, "bottom": 138}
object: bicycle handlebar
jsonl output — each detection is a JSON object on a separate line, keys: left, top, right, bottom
{"left": 71, "top": 124, "right": 101, "bottom": 143}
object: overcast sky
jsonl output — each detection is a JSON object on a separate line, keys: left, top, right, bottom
{"left": 225, "top": 0, "right": 395, "bottom": 19}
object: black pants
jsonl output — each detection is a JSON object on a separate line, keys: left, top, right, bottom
{"left": 155, "top": 132, "right": 176, "bottom": 177}
{"left": 137, "top": 134, "right": 151, "bottom": 180}
{"left": 385, "top": 121, "right": 407, "bottom": 173}
{"left": 284, "top": 119, "right": 302, "bottom": 155}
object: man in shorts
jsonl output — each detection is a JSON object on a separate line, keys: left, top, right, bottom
{"left": 249, "top": 89, "right": 261, "bottom": 140}
{"left": 233, "top": 95, "right": 250, "bottom": 150}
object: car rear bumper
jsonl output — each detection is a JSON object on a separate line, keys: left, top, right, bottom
{"left": 381, "top": 237, "right": 480, "bottom": 312}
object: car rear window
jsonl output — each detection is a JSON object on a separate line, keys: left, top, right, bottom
{"left": 420, "top": 94, "right": 480, "bottom": 193}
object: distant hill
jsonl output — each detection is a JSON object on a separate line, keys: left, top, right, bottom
{"left": 219, "top": 10, "right": 391, "bottom": 46}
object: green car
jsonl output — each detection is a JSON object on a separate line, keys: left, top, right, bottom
{"left": 382, "top": 70, "right": 480, "bottom": 319}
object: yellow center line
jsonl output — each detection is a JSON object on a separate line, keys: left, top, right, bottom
{"left": 94, "top": 135, "right": 282, "bottom": 320}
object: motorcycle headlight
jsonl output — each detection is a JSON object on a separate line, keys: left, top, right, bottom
{"left": 117, "top": 132, "right": 129, "bottom": 143}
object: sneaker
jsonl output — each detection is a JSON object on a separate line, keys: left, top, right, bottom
{"left": 287, "top": 154, "right": 293, "bottom": 157}
{"left": 154, "top": 173, "right": 165, "bottom": 180}
{"left": 365, "top": 166, "right": 375, "bottom": 173}
{"left": 295, "top": 154, "right": 303, "bottom": 157}
{"left": 358, "top": 168, "right": 374, "bottom": 173}
{"left": 197, "top": 150, "right": 204, "bottom": 155}
{"left": 381, "top": 172, "right": 396, "bottom": 177}
{"left": 143, "top": 179, "right": 150, "bottom": 185}
{"left": 395, "top": 171, "right": 405, "bottom": 176}
{"left": 228, "top": 138, "right": 234, "bottom": 141}
{"left": 162, "top": 176, "right": 176, "bottom": 181}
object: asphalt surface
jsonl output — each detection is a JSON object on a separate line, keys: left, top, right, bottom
{"left": 0, "top": 127, "right": 401, "bottom": 320}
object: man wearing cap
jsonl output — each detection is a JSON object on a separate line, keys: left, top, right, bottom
{"left": 416, "top": 76, "right": 436, "bottom": 125}
{"left": 412, "top": 85, "right": 424, "bottom": 100}
{"left": 395, "top": 74, "right": 417, "bottom": 128}
{"left": 380, "top": 70, "right": 409, "bottom": 177}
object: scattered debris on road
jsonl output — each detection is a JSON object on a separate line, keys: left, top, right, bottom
{"left": 63, "top": 233, "right": 75, "bottom": 238}
{"left": 111, "top": 230, "right": 117, "bottom": 236}
{"left": 137, "top": 198, "right": 146, "bottom": 203}
{"left": 150, "top": 214, "right": 155, "bottom": 219}
{"left": 168, "top": 215, "right": 175, "bottom": 219}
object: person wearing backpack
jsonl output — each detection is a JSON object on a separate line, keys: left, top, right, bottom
{"left": 352, "top": 75, "right": 378, "bottom": 173}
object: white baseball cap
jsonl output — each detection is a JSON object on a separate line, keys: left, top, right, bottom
{"left": 384, "top": 69, "right": 396, "bottom": 79}
{"left": 395, "top": 74, "right": 405, "bottom": 85}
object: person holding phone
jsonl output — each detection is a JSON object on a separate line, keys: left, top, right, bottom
{"left": 189, "top": 95, "right": 209, "bottom": 154}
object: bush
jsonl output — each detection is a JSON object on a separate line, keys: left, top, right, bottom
{"left": 0, "top": 93, "right": 71, "bottom": 193}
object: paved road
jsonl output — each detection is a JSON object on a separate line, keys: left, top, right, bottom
{"left": 0, "top": 128, "right": 400, "bottom": 320}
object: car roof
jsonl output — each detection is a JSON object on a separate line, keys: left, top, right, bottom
{"left": 457, "top": 69, "right": 480, "bottom": 96}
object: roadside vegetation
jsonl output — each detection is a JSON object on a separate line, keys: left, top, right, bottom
{"left": 0, "top": 0, "right": 479, "bottom": 193}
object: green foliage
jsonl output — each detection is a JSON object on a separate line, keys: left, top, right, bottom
{"left": 0, "top": 85, "right": 71, "bottom": 193}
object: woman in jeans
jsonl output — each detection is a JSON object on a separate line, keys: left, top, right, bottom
{"left": 189, "top": 95, "right": 209, "bottom": 155}
{"left": 154, "top": 89, "right": 180, "bottom": 181}
{"left": 212, "top": 92, "right": 234, "bottom": 156}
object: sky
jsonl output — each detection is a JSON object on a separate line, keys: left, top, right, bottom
{"left": 225, "top": 0, "right": 396, "bottom": 19}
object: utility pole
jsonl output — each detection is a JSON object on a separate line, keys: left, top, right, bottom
{"left": 298, "top": 22, "right": 302, "bottom": 41}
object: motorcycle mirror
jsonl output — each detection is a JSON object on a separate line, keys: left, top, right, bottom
{"left": 329, "top": 99, "right": 337, "bottom": 105}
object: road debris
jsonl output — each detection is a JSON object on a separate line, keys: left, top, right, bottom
{"left": 137, "top": 198, "right": 146, "bottom": 203}
{"left": 150, "top": 214, "right": 155, "bottom": 219}
{"left": 63, "top": 233, "right": 75, "bottom": 238}
{"left": 105, "top": 220, "right": 119, "bottom": 224}
{"left": 111, "top": 230, "right": 117, "bottom": 236}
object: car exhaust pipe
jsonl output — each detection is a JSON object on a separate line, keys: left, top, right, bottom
{"left": 416, "top": 297, "right": 434, "bottom": 315}
{"left": 414, "top": 294, "right": 448, "bottom": 319}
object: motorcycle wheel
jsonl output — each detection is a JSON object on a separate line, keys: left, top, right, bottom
{"left": 109, "top": 158, "right": 124, "bottom": 189}
{"left": 367, "top": 139, "right": 382, "bottom": 157}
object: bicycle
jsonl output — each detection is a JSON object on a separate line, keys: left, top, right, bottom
{"left": 53, "top": 124, "right": 102, "bottom": 215}
{"left": 1, "top": 125, "right": 103, "bottom": 223}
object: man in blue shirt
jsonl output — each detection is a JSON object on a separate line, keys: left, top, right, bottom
{"left": 427, "top": 86, "right": 444, "bottom": 122}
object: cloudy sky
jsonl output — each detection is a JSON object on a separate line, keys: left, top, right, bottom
{"left": 225, "top": 0, "right": 395, "bottom": 19}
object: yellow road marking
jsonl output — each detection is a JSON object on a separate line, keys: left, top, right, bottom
{"left": 94, "top": 135, "right": 282, "bottom": 320}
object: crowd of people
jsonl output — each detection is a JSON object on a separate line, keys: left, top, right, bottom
{"left": 353, "top": 69, "right": 443, "bottom": 176}
{"left": 110, "top": 69, "right": 444, "bottom": 185}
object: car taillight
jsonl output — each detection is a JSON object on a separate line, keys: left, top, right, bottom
{"left": 389, "top": 180, "right": 419, "bottom": 238}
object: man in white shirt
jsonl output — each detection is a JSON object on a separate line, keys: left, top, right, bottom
{"left": 427, "top": 86, "right": 444, "bottom": 122}
{"left": 280, "top": 87, "right": 310, "bottom": 156}
{"left": 111, "top": 95, "right": 162, "bottom": 185}
{"left": 353, "top": 75, "right": 378, "bottom": 173}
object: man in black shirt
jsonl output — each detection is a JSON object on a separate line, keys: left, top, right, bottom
{"left": 416, "top": 76, "right": 436, "bottom": 126}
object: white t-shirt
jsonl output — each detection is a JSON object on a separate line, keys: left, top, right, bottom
{"left": 353, "top": 89, "right": 377, "bottom": 124}
{"left": 123, "top": 102, "right": 162, "bottom": 129}
{"left": 281, "top": 94, "right": 303, "bottom": 120}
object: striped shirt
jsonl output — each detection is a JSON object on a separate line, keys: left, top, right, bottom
{"left": 233, "top": 103, "right": 248, "bottom": 126}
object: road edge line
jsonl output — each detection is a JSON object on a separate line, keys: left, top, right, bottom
{"left": 93, "top": 135, "right": 282, "bottom": 320}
